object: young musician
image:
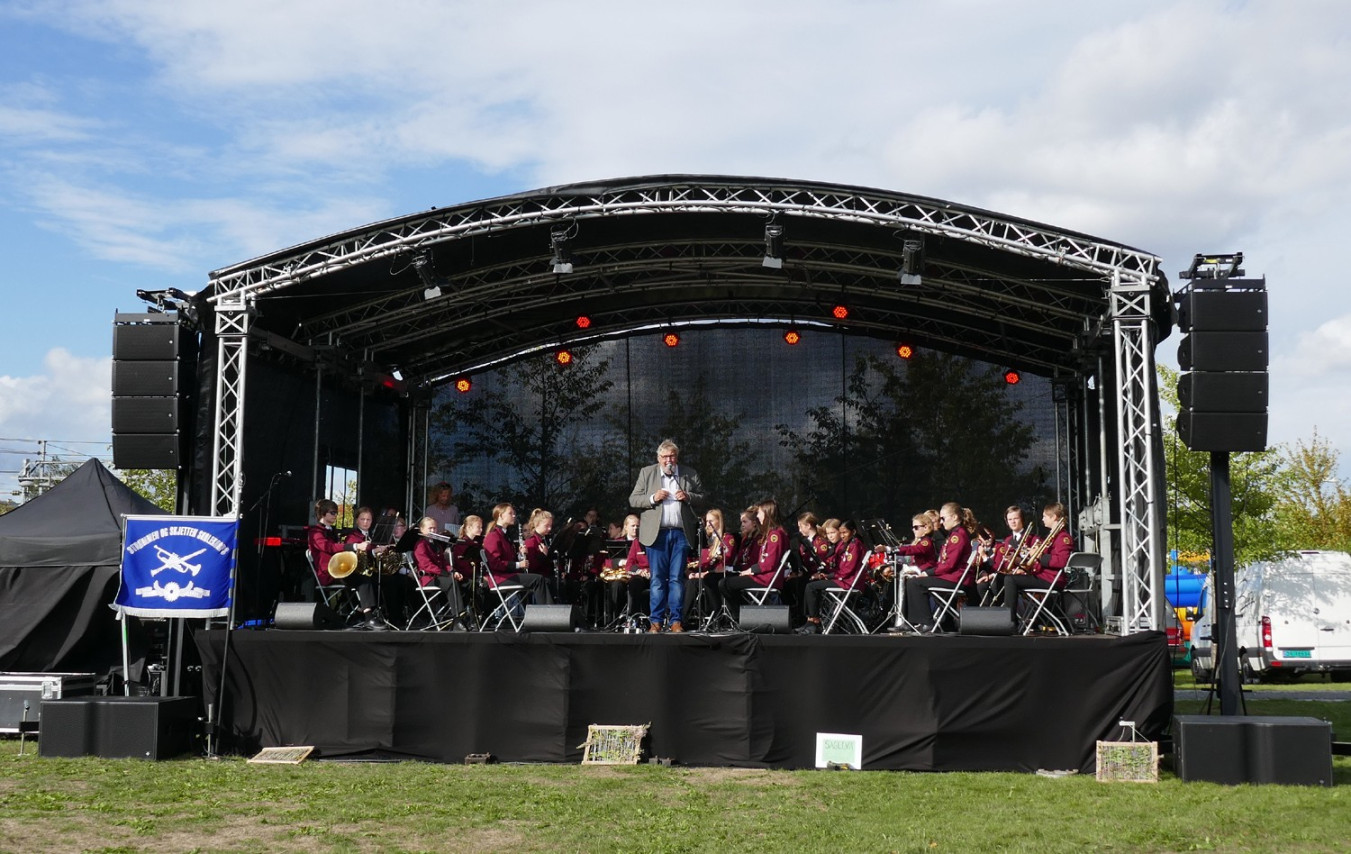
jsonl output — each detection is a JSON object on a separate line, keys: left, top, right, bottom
{"left": 607, "top": 513, "right": 651, "bottom": 625}
{"left": 684, "top": 508, "right": 737, "bottom": 622}
{"left": 482, "top": 503, "right": 553, "bottom": 605}
{"left": 719, "top": 498, "right": 788, "bottom": 622}
{"left": 784, "top": 512, "right": 831, "bottom": 624}
{"left": 797, "top": 519, "right": 865, "bottom": 633}
{"left": 306, "top": 498, "right": 379, "bottom": 625}
{"left": 976, "top": 506, "right": 1040, "bottom": 605}
{"left": 903, "top": 502, "right": 976, "bottom": 631}
{"left": 1003, "top": 502, "right": 1074, "bottom": 624}
{"left": 347, "top": 505, "right": 413, "bottom": 625}
{"left": 412, "top": 515, "right": 468, "bottom": 624}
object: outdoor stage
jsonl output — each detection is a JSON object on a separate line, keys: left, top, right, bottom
{"left": 196, "top": 629, "right": 1171, "bottom": 772}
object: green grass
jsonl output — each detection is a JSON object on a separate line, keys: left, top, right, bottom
{"left": 3, "top": 699, "right": 1349, "bottom": 853}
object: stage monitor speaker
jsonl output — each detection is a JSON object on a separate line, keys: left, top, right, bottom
{"left": 274, "top": 601, "right": 344, "bottom": 630}
{"left": 111, "top": 433, "right": 180, "bottom": 470}
{"left": 959, "top": 607, "right": 1015, "bottom": 636}
{"left": 113, "top": 320, "right": 180, "bottom": 361}
{"left": 1173, "top": 715, "right": 1332, "bottom": 786}
{"left": 112, "top": 360, "right": 180, "bottom": 397}
{"left": 740, "top": 605, "right": 791, "bottom": 634}
{"left": 521, "top": 604, "right": 577, "bottom": 632}
{"left": 39, "top": 696, "right": 197, "bottom": 760}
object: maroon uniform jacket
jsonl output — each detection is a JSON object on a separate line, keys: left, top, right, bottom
{"left": 992, "top": 530, "right": 1040, "bottom": 574}
{"left": 624, "top": 537, "right": 650, "bottom": 574}
{"left": 699, "top": 532, "right": 738, "bottom": 573}
{"left": 752, "top": 527, "right": 788, "bottom": 588}
{"left": 307, "top": 524, "right": 354, "bottom": 585}
{"left": 1036, "top": 527, "right": 1076, "bottom": 585}
{"left": 483, "top": 525, "right": 519, "bottom": 586}
{"left": 894, "top": 535, "right": 938, "bottom": 573}
{"left": 798, "top": 532, "right": 832, "bottom": 575}
{"left": 931, "top": 526, "right": 973, "bottom": 583}
{"left": 450, "top": 537, "right": 483, "bottom": 577}
{"left": 524, "top": 532, "right": 552, "bottom": 576}
{"left": 414, "top": 538, "right": 452, "bottom": 586}
{"left": 831, "top": 538, "right": 866, "bottom": 590}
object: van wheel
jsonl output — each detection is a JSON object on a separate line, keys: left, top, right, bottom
{"left": 1191, "top": 660, "right": 1214, "bottom": 683}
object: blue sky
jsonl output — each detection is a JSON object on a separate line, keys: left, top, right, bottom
{"left": 2, "top": 1, "right": 1350, "bottom": 495}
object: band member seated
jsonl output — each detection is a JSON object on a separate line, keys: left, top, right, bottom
{"left": 412, "top": 515, "right": 468, "bottom": 626}
{"left": 482, "top": 502, "right": 553, "bottom": 605}
{"left": 903, "top": 502, "right": 977, "bottom": 631}
{"left": 797, "top": 519, "right": 865, "bottom": 633}
{"left": 718, "top": 499, "right": 788, "bottom": 623}
{"left": 683, "top": 508, "right": 738, "bottom": 622}
{"left": 1003, "top": 502, "right": 1074, "bottom": 625}
{"left": 606, "top": 514, "right": 651, "bottom": 626}
{"left": 306, "top": 498, "right": 377, "bottom": 625}
{"left": 450, "top": 515, "right": 486, "bottom": 579}
{"left": 976, "top": 505, "right": 1039, "bottom": 605}
{"left": 784, "top": 512, "right": 831, "bottom": 625}
{"left": 565, "top": 508, "right": 607, "bottom": 626}
{"left": 522, "top": 508, "right": 556, "bottom": 582}
{"left": 347, "top": 505, "right": 414, "bottom": 625}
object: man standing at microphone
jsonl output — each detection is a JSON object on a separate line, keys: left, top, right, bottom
{"left": 629, "top": 439, "right": 704, "bottom": 633}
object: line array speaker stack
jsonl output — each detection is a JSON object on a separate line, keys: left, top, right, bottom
{"left": 112, "top": 312, "right": 184, "bottom": 470}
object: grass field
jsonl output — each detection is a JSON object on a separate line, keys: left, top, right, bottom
{"left": 3, "top": 695, "right": 1349, "bottom": 854}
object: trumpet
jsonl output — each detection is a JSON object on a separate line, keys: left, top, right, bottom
{"left": 1006, "top": 519, "right": 1064, "bottom": 574}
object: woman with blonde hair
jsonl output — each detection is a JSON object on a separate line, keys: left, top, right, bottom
{"left": 482, "top": 503, "right": 552, "bottom": 605}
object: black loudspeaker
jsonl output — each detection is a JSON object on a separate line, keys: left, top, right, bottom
{"left": 1177, "top": 372, "right": 1268, "bottom": 412}
{"left": 740, "top": 605, "right": 792, "bottom": 634}
{"left": 112, "top": 397, "right": 179, "bottom": 432}
{"left": 959, "top": 607, "right": 1015, "bottom": 636}
{"left": 274, "top": 601, "right": 344, "bottom": 630}
{"left": 113, "top": 321, "right": 181, "bottom": 360}
{"left": 39, "top": 696, "right": 197, "bottom": 759}
{"left": 111, "top": 434, "right": 180, "bottom": 470}
{"left": 1173, "top": 715, "right": 1333, "bottom": 786}
{"left": 1177, "top": 331, "right": 1269, "bottom": 372}
{"left": 1176, "top": 412, "right": 1268, "bottom": 454}
{"left": 112, "top": 360, "right": 180, "bottom": 397}
{"left": 521, "top": 604, "right": 577, "bottom": 632}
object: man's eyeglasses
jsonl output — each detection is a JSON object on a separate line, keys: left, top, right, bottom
{"left": 911, "top": 524, "right": 924, "bottom": 529}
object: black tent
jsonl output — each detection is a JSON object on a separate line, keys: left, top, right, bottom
{"left": 0, "top": 458, "right": 166, "bottom": 674}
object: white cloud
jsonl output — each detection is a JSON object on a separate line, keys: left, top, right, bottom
{"left": 0, "top": 349, "right": 112, "bottom": 493}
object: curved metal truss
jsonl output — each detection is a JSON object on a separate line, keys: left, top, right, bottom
{"left": 200, "top": 175, "right": 1169, "bottom": 632}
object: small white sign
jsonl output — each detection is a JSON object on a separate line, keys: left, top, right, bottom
{"left": 814, "top": 732, "right": 863, "bottom": 769}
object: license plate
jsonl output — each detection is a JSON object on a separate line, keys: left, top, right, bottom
{"left": 1281, "top": 649, "right": 1312, "bottom": 659}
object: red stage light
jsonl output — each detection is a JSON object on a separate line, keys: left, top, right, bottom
{"left": 831, "top": 303, "right": 849, "bottom": 320}
{"left": 663, "top": 332, "right": 681, "bottom": 348}
{"left": 554, "top": 349, "right": 573, "bottom": 366}
{"left": 783, "top": 328, "right": 801, "bottom": 346}
{"left": 454, "top": 377, "right": 472, "bottom": 393}
{"left": 895, "top": 343, "right": 914, "bottom": 359}
{"left": 575, "top": 315, "right": 592, "bottom": 329}
{"left": 1003, "top": 370, "right": 1021, "bottom": 385}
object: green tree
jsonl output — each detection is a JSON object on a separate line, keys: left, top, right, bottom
{"left": 1271, "top": 430, "right": 1351, "bottom": 553}
{"left": 115, "top": 469, "right": 178, "bottom": 512}
{"left": 432, "top": 348, "right": 619, "bottom": 515}
{"left": 779, "top": 352, "right": 1048, "bottom": 525}
{"left": 1158, "top": 364, "right": 1284, "bottom": 565}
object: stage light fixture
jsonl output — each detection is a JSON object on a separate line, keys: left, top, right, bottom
{"left": 899, "top": 238, "right": 925, "bottom": 285}
{"left": 454, "top": 377, "right": 473, "bottom": 393}
{"left": 831, "top": 303, "right": 850, "bottom": 320}
{"left": 412, "top": 250, "right": 443, "bottom": 300}
{"left": 1003, "top": 369, "right": 1022, "bottom": 385}
{"left": 550, "top": 227, "right": 574, "bottom": 274}
{"left": 575, "top": 315, "right": 592, "bottom": 329}
{"left": 895, "top": 343, "right": 914, "bottom": 359}
{"left": 763, "top": 224, "right": 784, "bottom": 269}
{"left": 783, "top": 328, "right": 802, "bottom": 346}
{"left": 554, "top": 349, "right": 574, "bottom": 366}
{"left": 663, "top": 331, "right": 681, "bottom": 348}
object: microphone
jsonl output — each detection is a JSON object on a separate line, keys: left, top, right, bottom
{"left": 662, "top": 462, "right": 675, "bottom": 477}
{"left": 281, "top": 470, "right": 292, "bottom": 477}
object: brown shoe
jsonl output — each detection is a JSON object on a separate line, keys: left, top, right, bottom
{"left": 648, "top": 622, "right": 662, "bottom": 633}
{"left": 669, "top": 621, "right": 684, "bottom": 633}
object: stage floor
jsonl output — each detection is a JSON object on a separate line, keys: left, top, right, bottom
{"left": 197, "top": 630, "right": 1172, "bottom": 772}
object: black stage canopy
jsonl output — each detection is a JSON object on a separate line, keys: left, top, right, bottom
{"left": 197, "top": 631, "right": 1172, "bottom": 773}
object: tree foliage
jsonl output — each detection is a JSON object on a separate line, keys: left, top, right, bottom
{"left": 116, "top": 468, "right": 178, "bottom": 512}
{"left": 1271, "top": 430, "right": 1351, "bottom": 553}
{"left": 778, "top": 352, "right": 1048, "bottom": 525}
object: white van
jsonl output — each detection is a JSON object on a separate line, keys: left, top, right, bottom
{"left": 1189, "top": 550, "right": 1351, "bottom": 682}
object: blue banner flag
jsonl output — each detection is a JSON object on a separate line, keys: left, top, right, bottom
{"left": 115, "top": 515, "right": 237, "bottom": 618}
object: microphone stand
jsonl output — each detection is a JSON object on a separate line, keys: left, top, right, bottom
{"left": 246, "top": 471, "right": 289, "bottom": 623}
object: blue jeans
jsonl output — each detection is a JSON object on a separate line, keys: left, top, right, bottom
{"left": 645, "top": 527, "right": 688, "bottom": 625}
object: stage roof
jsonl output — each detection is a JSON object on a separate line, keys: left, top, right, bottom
{"left": 202, "top": 175, "right": 1170, "bottom": 388}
